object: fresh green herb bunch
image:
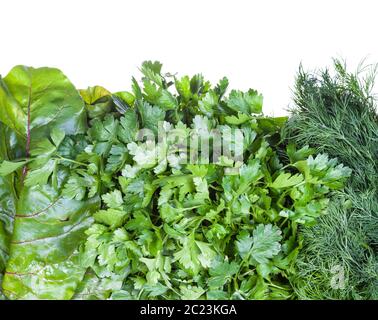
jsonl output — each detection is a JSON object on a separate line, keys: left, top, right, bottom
{"left": 0, "top": 62, "right": 350, "bottom": 300}
{"left": 69, "top": 63, "right": 349, "bottom": 300}
{"left": 284, "top": 60, "right": 378, "bottom": 299}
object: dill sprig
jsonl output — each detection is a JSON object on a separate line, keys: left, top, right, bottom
{"left": 284, "top": 59, "right": 378, "bottom": 300}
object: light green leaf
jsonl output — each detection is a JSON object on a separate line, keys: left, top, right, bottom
{"left": 0, "top": 66, "right": 86, "bottom": 140}
{"left": 196, "top": 241, "right": 216, "bottom": 269}
{"left": 50, "top": 127, "right": 66, "bottom": 147}
{"left": 118, "top": 110, "right": 139, "bottom": 144}
{"left": 250, "top": 224, "right": 282, "bottom": 265}
{"left": 174, "top": 236, "right": 200, "bottom": 275}
{"left": 175, "top": 76, "right": 191, "bottom": 102}
{"left": 208, "top": 260, "right": 239, "bottom": 288}
{"left": 227, "top": 89, "right": 263, "bottom": 114}
{"left": 180, "top": 285, "right": 205, "bottom": 300}
{"left": 270, "top": 172, "right": 304, "bottom": 189}
{"left": 158, "top": 90, "right": 178, "bottom": 110}
{"left": 2, "top": 183, "right": 100, "bottom": 299}
{"left": 0, "top": 160, "right": 27, "bottom": 176}
{"left": 236, "top": 230, "right": 254, "bottom": 259}
{"left": 102, "top": 190, "right": 124, "bottom": 209}
{"left": 225, "top": 112, "right": 250, "bottom": 125}
{"left": 138, "top": 102, "right": 165, "bottom": 135}
{"left": 198, "top": 90, "right": 218, "bottom": 116}
{"left": 24, "top": 159, "right": 56, "bottom": 187}
{"left": 140, "top": 61, "right": 163, "bottom": 87}
{"left": 94, "top": 209, "right": 128, "bottom": 229}
{"left": 62, "top": 174, "right": 87, "bottom": 201}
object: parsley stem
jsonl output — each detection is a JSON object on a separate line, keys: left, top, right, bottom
{"left": 279, "top": 217, "right": 288, "bottom": 228}
{"left": 56, "top": 156, "right": 88, "bottom": 166}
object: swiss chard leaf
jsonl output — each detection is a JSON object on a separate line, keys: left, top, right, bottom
{"left": 0, "top": 125, "right": 18, "bottom": 296}
{"left": 0, "top": 66, "right": 87, "bottom": 140}
{"left": 2, "top": 182, "right": 100, "bottom": 299}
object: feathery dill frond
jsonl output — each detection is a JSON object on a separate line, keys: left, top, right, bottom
{"left": 284, "top": 60, "right": 378, "bottom": 300}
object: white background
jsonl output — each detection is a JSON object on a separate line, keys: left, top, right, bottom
{"left": 1, "top": 0, "right": 378, "bottom": 115}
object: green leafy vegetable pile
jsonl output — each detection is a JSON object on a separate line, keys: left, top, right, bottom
{"left": 284, "top": 60, "right": 378, "bottom": 299}
{"left": 0, "top": 62, "right": 350, "bottom": 299}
